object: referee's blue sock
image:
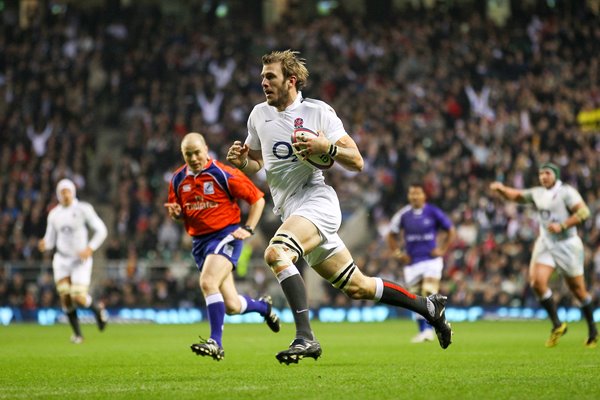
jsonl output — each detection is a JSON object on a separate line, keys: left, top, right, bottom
{"left": 205, "top": 293, "right": 225, "bottom": 347}
{"left": 418, "top": 318, "right": 430, "bottom": 332}
{"left": 239, "top": 294, "right": 268, "bottom": 316}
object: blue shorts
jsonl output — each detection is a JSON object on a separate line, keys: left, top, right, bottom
{"left": 191, "top": 224, "right": 243, "bottom": 271}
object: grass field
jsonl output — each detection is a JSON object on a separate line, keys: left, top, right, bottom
{"left": 1, "top": 320, "right": 599, "bottom": 400}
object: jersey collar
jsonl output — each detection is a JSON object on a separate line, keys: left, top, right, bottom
{"left": 60, "top": 198, "right": 79, "bottom": 209}
{"left": 546, "top": 179, "right": 562, "bottom": 195}
{"left": 411, "top": 205, "right": 425, "bottom": 215}
{"left": 285, "top": 91, "right": 304, "bottom": 112}
{"left": 186, "top": 159, "right": 213, "bottom": 176}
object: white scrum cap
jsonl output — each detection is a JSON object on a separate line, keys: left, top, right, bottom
{"left": 56, "top": 178, "right": 77, "bottom": 201}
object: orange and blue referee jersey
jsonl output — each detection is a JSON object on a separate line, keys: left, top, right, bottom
{"left": 167, "top": 159, "right": 264, "bottom": 237}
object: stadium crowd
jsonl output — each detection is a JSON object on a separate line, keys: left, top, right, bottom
{"left": 1, "top": 1, "right": 600, "bottom": 315}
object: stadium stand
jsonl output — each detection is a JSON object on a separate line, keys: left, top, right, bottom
{"left": 1, "top": 1, "right": 599, "bottom": 316}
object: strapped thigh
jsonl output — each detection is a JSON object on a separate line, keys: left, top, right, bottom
{"left": 70, "top": 284, "right": 89, "bottom": 297}
{"left": 328, "top": 261, "right": 357, "bottom": 292}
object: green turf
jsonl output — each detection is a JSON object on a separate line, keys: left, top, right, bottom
{"left": 1, "top": 320, "right": 598, "bottom": 399}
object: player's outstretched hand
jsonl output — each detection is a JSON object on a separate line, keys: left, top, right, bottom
{"left": 164, "top": 202, "right": 182, "bottom": 220}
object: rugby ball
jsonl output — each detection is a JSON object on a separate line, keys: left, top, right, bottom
{"left": 291, "top": 127, "right": 334, "bottom": 170}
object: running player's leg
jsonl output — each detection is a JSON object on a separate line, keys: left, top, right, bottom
{"left": 403, "top": 264, "right": 425, "bottom": 339}
{"left": 199, "top": 254, "right": 234, "bottom": 350}
{"left": 264, "top": 216, "right": 324, "bottom": 363}
{"left": 530, "top": 240, "right": 567, "bottom": 343}
{"left": 56, "top": 276, "right": 83, "bottom": 342}
{"left": 413, "top": 276, "right": 440, "bottom": 343}
{"left": 220, "top": 272, "right": 280, "bottom": 332}
{"left": 557, "top": 238, "right": 596, "bottom": 347}
{"left": 264, "top": 216, "right": 322, "bottom": 342}
{"left": 565, "top": 274, "right": 598, "bottom": 347}
{"left": 405, "top": 260, "right": 441, "bottom": 343}
{"left": 315, "top": 251, "right": 452, "bottom": 349}
{"left": 71, "top": 258, "right": 107, "bottom": 331}
{"left": 530, "top": 261, "right": 566, "bottom": 346}
{"left": 53, "top": 258, "right": 83, "bottom": 343}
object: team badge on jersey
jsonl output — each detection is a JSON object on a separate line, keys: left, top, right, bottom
{"left": 294, "top": 118, "right": 304, "bottom": 128}
{"left": 182, "top": 184, "right": 191, "bottom": 192}
{"left": 203, "top": 182, "right": 215, "bottom": 194}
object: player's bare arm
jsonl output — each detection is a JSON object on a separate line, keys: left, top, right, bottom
{"left": 548, "top": 201, "right": 591, "bottom": 234}
{"left": 431, "top": 227, "right": 456, "bottom": 257}
{"left": 293, "top": 132, "right": 363, "bottom": 172}
{"left": 489, "top": 181, "right": 525, "bottom": 202}
{"left": 386, "top": 230, "right": 411, "bottom": 264}
{"left": 231, "top": 197, "right": 265, "bottom": 240}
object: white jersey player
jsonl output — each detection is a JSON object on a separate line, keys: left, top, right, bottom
{"left": 227, "top": 50, "right": 452, "bottom": 364}
{"left": 490, "top": 162, "right": 597, "bottom": 348}
{"left": 246, "top": 93, "right": 347, "bottom": 216}
{"left": 39, "top": 179, "right": 109, "bottom": 344}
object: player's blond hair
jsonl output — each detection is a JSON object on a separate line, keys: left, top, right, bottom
{"left": 262, "top": 49, "right": 309, "bottom": 90}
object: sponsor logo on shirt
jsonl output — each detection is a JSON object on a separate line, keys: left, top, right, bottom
{"left": 184, "top": 195, "right": 218, "bottom": 211}
{"left": 182, "top": 184, "right": 191, "bottom": 192}
{"left": 405, "top": 233, "right": 435, "bottom": 242}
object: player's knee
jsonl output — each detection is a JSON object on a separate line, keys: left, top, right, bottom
{"left": 56, "top": 281, "right": 71, "bottom": 297}
{"left": 264, "top": 232, "right": 303, "bottom": 271}
{"left": 70, "top": 285, "right": 88, "bottom": 297}
{"left": 199, "top": 278, "right": 218, "bottom": 295}
{"left": 70, "top": 285, "right": 89, "bottom": 306}
{"left": 421, "top": 281, "right": 439, "bottom": 297}
{"left": 224, "top": 303, "right": 238, "bottom": 315}
{"left": 263, "top": 245, "right": 280, "bottom": 268}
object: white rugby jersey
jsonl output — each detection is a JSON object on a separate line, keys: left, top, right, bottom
{"left": 42, "top": 199, "right": 108, "bottom": 257}
{"left": 522, "top": 181, "right": 584, "bottom": 240}
{"left": 246, "top": 92, "right": 347, "bottom": 214}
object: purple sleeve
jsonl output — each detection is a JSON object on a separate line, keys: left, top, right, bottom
{"left": 431, "top": 205, "right": 453, "bottom": 231}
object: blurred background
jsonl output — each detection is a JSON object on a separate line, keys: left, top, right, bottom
{"left": 1, "top": 0, "right": 599, "bottom": 323}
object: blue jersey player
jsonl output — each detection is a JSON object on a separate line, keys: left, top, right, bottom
{"left": 386, "top": 182, "right": 456, "bottom": 343}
